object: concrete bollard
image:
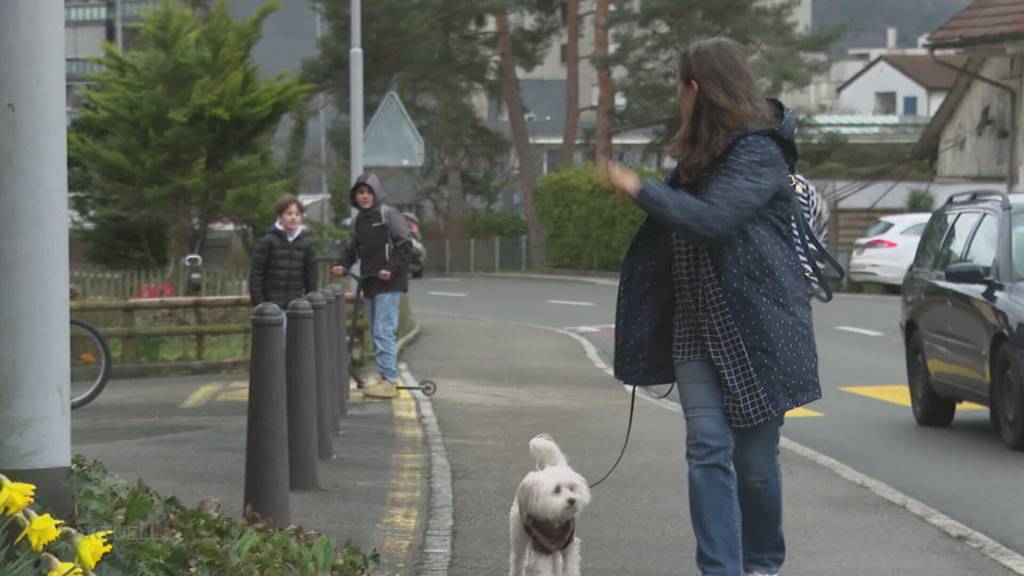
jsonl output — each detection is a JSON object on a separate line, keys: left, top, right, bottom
{"left": 320, "top": 288, "right": 342, "bottom": 434}
{"left": 306, "top": 291, "right": 335, "bottom": 460}
{"left": 330, "top": 283, "right": 350, "bottom": 418}
{"left": 243, "top": 303, "right": 290, "bottom": 527}
{"left": 286, "top": 299, "right": 319, "bottom": 490}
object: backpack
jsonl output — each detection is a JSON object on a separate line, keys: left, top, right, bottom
{"left": 788, "top": 173, "right": 845, "bottom": 302}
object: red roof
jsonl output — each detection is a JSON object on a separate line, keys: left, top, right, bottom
{"left": 930, "top": 0, "right": 1024, "bottom": 47}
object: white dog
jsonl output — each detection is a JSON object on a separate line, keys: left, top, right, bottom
{"left": 509, "top": 434, "right": 591, "bottom": 576}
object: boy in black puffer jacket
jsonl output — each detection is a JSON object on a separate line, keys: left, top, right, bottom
{"left": 249, "top": 195, "right": 318, "bottom": 310}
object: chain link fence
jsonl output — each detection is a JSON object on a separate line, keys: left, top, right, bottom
{"left": 421, "top": 236, "right": 528, "bottom": 276}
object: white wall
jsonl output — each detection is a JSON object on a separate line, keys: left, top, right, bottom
{"left": 937, "top": 57, "right": 1018, "bottom": 182}
{"left": 838, "top": 60, "right": 929, "bottom": 116}
{"left": 65, "top": 24, "right": 105, "bottom": 58}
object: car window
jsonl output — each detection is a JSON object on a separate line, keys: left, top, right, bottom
{"left": 1012, "top": 213, "right": 1024, "bottom": 280}
{"left": 864, "top": 220, "right": 895, "bottom": 237}
{"left": 900, "top": 223, "right": 927, "bottom": 236}
{"left": 963, "top": 215, "right": 998, "bottom": 272}
{"left": 914, "top": 212, "right": 956, "bottom": 270}
{"left": 937, "top": 213, "right": 982, "bottom": 271}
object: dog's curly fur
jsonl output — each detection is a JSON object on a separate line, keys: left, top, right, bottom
{"left": 509, "top": 435, "right": 591, "bottom": 576}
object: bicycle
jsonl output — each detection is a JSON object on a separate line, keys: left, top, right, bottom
{"left": 344, "top": 272, "right": 436, "bottom": 396}
{"left": 69, "top": 318, "right": 112, "bottom": 409}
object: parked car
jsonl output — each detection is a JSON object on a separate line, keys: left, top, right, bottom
{"left": 901, "top": 190, "right": 1024, "bottom": 450}
{"left": 849, "top": 213, "right": 933, "bottom": 287}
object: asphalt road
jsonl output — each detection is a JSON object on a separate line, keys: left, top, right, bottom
{"left": 409, "top": 275, "right": 1024, "bottom": 557}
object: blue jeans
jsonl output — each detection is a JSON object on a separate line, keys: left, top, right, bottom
{"left": 676, "top": 360, "right": 784, "bottom": 576}
{"left": 367, "top": 291, "right": 401, "bottom": 382}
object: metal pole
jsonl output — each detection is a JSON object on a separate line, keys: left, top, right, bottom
{"left": 115, "top": 0, "right": 124, "bottom": 52}
{"left": 330, "top": 284, "right": 350, "bottom": 417}
{"left": 307, "top": 291, "right": 335, "bottom": 460}
{"left": 470, "top": 238, "right": 476, "bottom": 274}
{"left": 445, "top": 239, "right": 451, "bottom": 276}
{"left": 0, "top": 1, "right": 72, "bottom": 515}
{"left": 320, "top": 288, "right": 342, "bottom": 434}
{"left": 316, "top": 4, "right": 329, "bottom": 225}
{"left": 521, "top": 235, "right": 527, "bottom": 271}
{"left": 495, "top": 237, "right": 501, "bottom": 273}
{"left": 243, "top": 304, "right": 290, "bottom": 527}
{"left": 350, "top": 0, "right": 364, "bottom": 187}
{"left": 286, "top": 299, "right": 319, "bottom": 490}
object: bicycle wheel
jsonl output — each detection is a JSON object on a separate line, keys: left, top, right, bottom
{"left": 70, "top": 319, "right": 111, "bottom": 409}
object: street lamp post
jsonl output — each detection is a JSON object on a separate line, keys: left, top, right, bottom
{"left": 350, "top": 0, "right": 363, "bottom": 188}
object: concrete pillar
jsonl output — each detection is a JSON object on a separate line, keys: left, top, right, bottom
{"left": 0, "top": 1, "right": 72, "bottom": 514}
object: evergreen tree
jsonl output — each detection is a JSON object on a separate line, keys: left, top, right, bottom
{"left": 70, "top": 0, "right": 310, "bottom": 273}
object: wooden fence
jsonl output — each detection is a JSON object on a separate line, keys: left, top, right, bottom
{"left": 70, "top": 261, "right": 337, "bottom": 301}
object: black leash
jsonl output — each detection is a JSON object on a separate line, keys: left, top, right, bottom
{"left": 588, "top": 383, "right": 675, "bottom": 489}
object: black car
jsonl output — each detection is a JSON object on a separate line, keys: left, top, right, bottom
{"left": 902, "top": 190, "right": 1024, "bottom": 450}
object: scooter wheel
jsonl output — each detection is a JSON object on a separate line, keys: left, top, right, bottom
{"left": 421, "top": 380, "right": 437, "bottom": 396}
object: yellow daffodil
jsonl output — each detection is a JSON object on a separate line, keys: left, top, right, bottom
{"left": 75, "top": 530, "right": 113, "bottom": 570}
{"left": 16, "top": 512, "right": 64, "bottom": 552}
{"left": 0, "top": 475, "right": 35, "bottom": 516}
{"left": 46, "top": 561, "right": 83, "bottom": 576}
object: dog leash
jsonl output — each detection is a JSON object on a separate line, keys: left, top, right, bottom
{"left": 588, "top": 383, "right": 675, "bottom": 489}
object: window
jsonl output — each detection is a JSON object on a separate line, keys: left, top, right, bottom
{"left": 864, "top": 220, "right": 894, "bottom": 237}
{"left": 964, "top": 215, "right": 999, "bottom": 272}
{"left": 1012, "top": 213, "right": 1024, "bottom": 279}
{"left": 914, "top": 212, "right": 956, "bottom": 270}
{"left": 901, "top": 223, "right": 927, "bottom": 236}
{"left": 937, "top": 213, "right": 982, "bottom": 271}
{"left": 874, "top": 92, "right": 897, "bottom": 115}
{"left": 903, "top": 96, "right": 919, "bottom": 116}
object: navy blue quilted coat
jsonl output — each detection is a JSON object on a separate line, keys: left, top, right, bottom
{"left": 614, "top": 106, "right": 822, "bottom": 419}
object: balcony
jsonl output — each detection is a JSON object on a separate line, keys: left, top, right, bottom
{"left": 66, "top": 57, "right": 105, "bottom": 81}
{"left": 65, "top": 1, "right": 158, "bottom": 25}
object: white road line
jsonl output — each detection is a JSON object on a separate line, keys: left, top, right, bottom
{"left": 427, "top": 277, "right": 462, "bottom": 283}
{"left": 546, "top": 299, "right": 596, "bottom": 307}
{"left": 547, "top": 323, "right": 1024, "bottom": 575}
{"left": 428, "top": 291, "right": 468, "bottom": 298}
{"left": 835, "top": 325, "right": 885, "bottom": 337}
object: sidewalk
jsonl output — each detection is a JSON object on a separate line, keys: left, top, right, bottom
{"left": 71, "top": 373, "right": 426, "bottom": 576}
{"left": 403, "top": 311, "right": 1022, "bottom": 576}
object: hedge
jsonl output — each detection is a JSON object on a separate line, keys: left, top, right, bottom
{"left": 534, "top": 165, "right": 649, "bottom": 271}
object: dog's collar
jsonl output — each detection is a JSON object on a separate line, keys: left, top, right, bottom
{"left": 522, "top": 514, "right": 575, "bottom": 555}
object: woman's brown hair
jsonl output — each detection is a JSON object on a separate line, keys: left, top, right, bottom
{"left": 669, "top": 37, "right": 773, "bottom": 187}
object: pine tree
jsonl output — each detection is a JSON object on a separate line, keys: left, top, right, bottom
{"left": 69, "top": 0, "right": 310, "bottom": 273}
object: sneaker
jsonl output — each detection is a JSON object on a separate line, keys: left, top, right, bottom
{"left": 363, "top": 380, "right": 399, "bottom": 399}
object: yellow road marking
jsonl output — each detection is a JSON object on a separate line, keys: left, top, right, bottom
{"left": 373, "top": 389, "right": 425, "bottom": 575}
{"left": 786, "top": 407, "right": 824, "bottom": 417}
{"left": 179, "top": 380, "right": 248, "bottom": 408}
{"left": 842, "top": 385, "right": 986, "bottom": 411}
{"left": 180, "top": 383, "right": 225, "bottom": 408}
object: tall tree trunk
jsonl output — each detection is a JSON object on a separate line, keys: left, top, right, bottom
{"left": 496, "top": 13, "right": 544, "bottom": 267}
{"left": 443, "top": 146, "right": 467, "bottom": 239}
{"left": 594, "top": 0, "right": 614, "bottom": 162}
{"left": 561, "top": 0, "right": 581, "bottom": 168}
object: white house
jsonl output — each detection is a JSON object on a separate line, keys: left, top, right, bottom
{"left": 837, "top": 54, "right": 965, "bottom": 117}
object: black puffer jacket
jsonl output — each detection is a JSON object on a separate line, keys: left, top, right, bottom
{"left": 249, "top": 226, "right": 318, "bottom": 309}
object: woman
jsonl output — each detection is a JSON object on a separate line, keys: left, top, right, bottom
{"left": 601, "top": 37, "right": 821, "bottom": 576}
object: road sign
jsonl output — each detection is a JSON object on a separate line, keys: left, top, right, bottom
{"left": 363, "top": 91, "right": 425, "bottom": 168}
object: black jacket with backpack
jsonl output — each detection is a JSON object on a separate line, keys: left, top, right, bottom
{"left": 249, "top": 225, "right": 318, "bottom": 309}
{"left": 338, "top": 174, "right": 413, "bottom": 298}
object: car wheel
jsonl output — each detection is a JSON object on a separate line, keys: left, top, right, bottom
{"left": 906, "top": 332, "right": 956, "bottom": 427}
{"left": 993, "top": 349, "right": 1024, "bottom": 451}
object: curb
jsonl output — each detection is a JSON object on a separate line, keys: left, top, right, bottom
{"left": 457, "top": 272, "right": 619, "bottom": 286}
{"left": 401, "top": 363, "right": 453, "bottom": 576}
